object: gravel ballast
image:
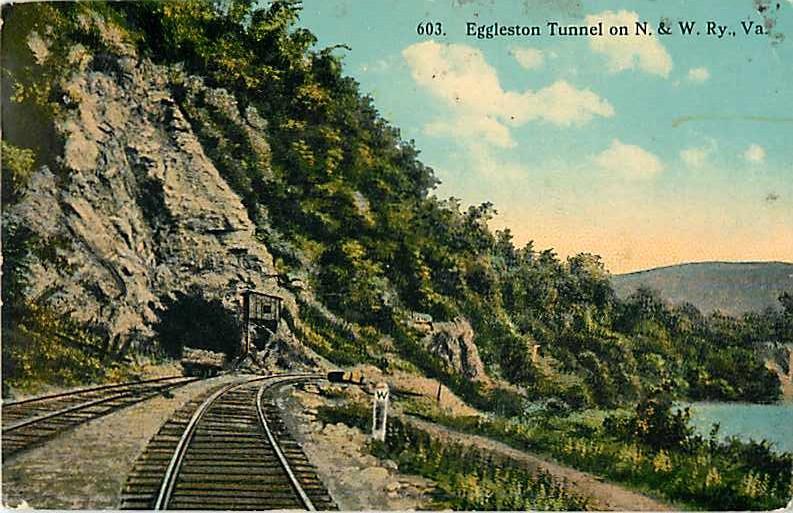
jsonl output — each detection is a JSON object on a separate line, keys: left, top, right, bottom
{"left": 1, "top": 374, "right": 241, "bottom": 509}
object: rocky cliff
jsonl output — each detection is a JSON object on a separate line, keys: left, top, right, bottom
{"left": 425, "top": 317, "right": 489, "bottom": 384}
{"left": 406, "top": 315, "right": 489, "bottom": 384}
{"left": 5, "top": 13, "right": 490, "bottom": 381}
{"left": 7, "top": 25, "right": 290, "bottom": 355}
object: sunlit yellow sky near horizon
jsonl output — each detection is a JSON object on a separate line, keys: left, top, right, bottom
{"left": 299, "top": 1, "right": 793, "bottom": 274}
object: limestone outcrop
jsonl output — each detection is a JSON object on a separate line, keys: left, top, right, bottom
{"left": 423, "top": 317, "right": 489, "bottom": 383}
{"left": 8, "top": 34, "right": 288, "bottom": 354}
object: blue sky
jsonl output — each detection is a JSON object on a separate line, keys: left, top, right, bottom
{"left": 298, "top": 0, "right": 792, "bottom": 273}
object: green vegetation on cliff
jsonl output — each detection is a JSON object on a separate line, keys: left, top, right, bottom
{"left": 2, "top": 1, "right": 789, "bottom": 408}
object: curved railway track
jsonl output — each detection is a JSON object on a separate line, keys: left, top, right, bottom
{"left": 121, "top": 374, "right": 336, "bottom": 510}
{"left": 2, "top": 375, "right": 198, "bottom": 458}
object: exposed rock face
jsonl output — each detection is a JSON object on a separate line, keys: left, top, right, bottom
{"left": 423, "top": 317, "right": 489, "bottom": 383}
{"left": 258, "top": 319, "right": 328, "bottom": 371}
{"left": 8, "top": 42, "right": 288, "bottom": 353}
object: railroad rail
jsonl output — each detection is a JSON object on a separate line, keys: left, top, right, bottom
{"left": 2, "top": 375, "right": 198, "bottom": 458}
{"left": 121, "top": 374, "right": 336, "bottom": 510}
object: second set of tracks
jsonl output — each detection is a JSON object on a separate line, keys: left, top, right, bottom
{"left": 121, "top": 374, "right": 336, "bottom": 510}
{"left": 2, "top": 375, "right": 198, "bottom": 458}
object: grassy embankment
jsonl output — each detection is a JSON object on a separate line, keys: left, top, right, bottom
{"left": 317, "top": 401, "right": 593, "bottom": 511}
{"left": 398, "top": 398, "right": 793, "bottom": 511}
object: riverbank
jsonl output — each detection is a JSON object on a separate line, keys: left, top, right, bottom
{"left": 408, "top": 399, "right": 792, "bottom": 510}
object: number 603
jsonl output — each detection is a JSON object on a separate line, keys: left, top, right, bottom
{"left": 416, "top": 21, "right": 444, "bottom": 36}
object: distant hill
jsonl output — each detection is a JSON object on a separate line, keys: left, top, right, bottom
{"left": 612, "top": 262, "right": 793, "bottom": 315}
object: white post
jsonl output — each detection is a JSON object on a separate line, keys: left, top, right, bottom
{"left": 372, "top": 382, "right": 389, "bottom": 442}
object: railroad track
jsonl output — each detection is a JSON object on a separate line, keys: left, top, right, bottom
{"left": 2, "top": 375, "right": 198, "bottom": 458}
{"left": 121, "top": 374, "right": 336, "bottom": 510}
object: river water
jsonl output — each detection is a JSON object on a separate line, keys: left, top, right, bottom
{"left": 684, "top": 402, "right": 793, "bottom": 453}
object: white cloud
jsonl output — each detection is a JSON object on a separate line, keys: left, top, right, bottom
{"left": 359, "top": 58, "right": 390, "bottom": 73}
{"left": 466, "top": 141, "right": 528, "bottom": 181}
{"left": 594, "top": 139, "right": 664, "bottom": 178}
{"left": 744, "top": 143, "right": 766, "bottom": 163}
{"left": 425, "top": 115, "right": 514, "bottom": 148}
{"left": 403, "top": 41, "right": 614, "bottom": 147}
{"left": 511, "top": 47, "right": 544, "bottom": 69}
{"left": 680, "top": 140, "right": 716, "bottom": 168}
{"left": 687, "top": 67, "right": 710, "bottom": 83}
{"left": 536, "top": 81, "right": 616, "bottom": 125}
{"left": 585, "top": 10, "right": 673, "bottom": 77}
{"left": 680, "top": 147, "right": 709, "bottom": 168}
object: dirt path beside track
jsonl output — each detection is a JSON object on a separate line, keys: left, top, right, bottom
{"left": 406, "top": 416, "right": 676, "bottom": 511}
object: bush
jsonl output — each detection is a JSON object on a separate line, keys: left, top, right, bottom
{"left": 1, "top": 141, "right": 36, "bottom": 205}
{"left": 153, "top": 289, "right": 241, "bottom": 359}
{"left": 1, "top": 301, "right": 143, "bottom": 397}
{"left": 294, "top": 298, "right": 377, "bottom": 366}
{"left": 2, "top": 303, "right": 105, "bottom": 396}
{"left": 605, "top": 388, "right": 692, "bottom": 450}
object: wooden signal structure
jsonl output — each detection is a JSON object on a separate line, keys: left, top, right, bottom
{"left": 241, "top": 290, "right": 283, "bottom": 355}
